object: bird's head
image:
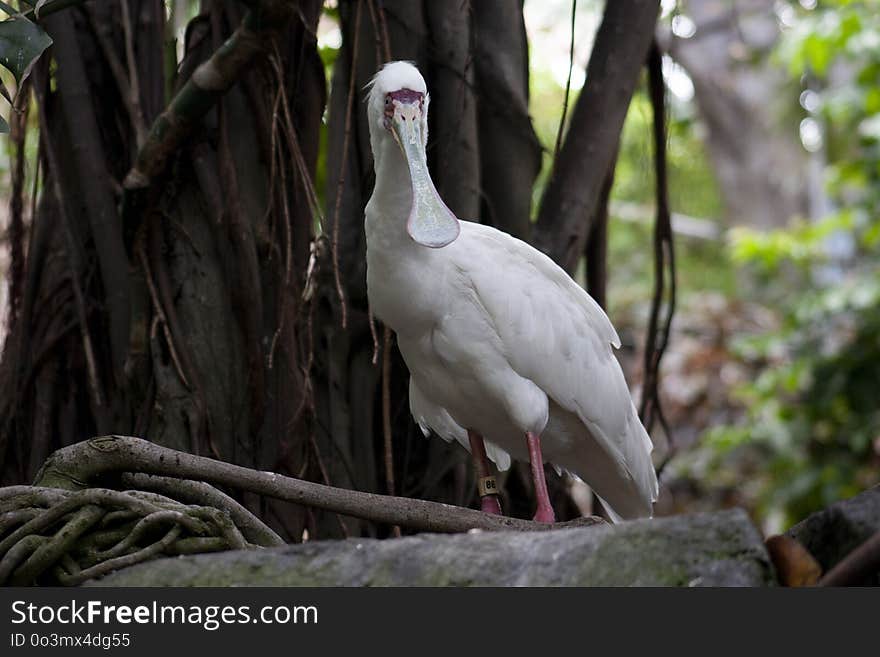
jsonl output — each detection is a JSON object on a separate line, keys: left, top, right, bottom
{"left": 367, "top": 61, "right": 459, "bottom": 248}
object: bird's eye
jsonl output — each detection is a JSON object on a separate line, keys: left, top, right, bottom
{"left": 385, "top": 96, "right": 392, "bottom": 106}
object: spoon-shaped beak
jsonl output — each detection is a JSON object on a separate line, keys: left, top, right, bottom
{"left": 390, "top": 98, "right": 460, "bottom": 248}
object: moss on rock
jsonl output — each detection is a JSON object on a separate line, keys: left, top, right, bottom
{"left": 88, "top": 508, "right": 776, "bottom": 587}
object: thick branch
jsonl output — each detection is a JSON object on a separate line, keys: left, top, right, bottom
{"left": 36, "top": 436, "right": 603, "bottom": 534}
{"left": 533, "top": 0, "right": 660, "bottom": 272}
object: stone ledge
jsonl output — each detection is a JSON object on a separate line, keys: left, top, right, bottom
{"left": 88, "top": 508, "right": 776, "bottom": 587}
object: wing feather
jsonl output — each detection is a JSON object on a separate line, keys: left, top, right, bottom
{"left": 457, "top": 223, "right": 658, "bottom": 512}
{"left": 409, "top": 378, "right": 512, "bottom": 471}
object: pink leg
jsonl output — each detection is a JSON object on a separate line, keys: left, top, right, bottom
{"left": 468, "top": 430, "right": 503, "bottom": 515}
{"left": 526, "top": 431, "right": 556, "bottom": 523}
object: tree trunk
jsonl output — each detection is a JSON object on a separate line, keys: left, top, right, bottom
{"left": 472, "top": 0, "right": 541, "bottom": 239}
{"left": 534, "top": 0, "right": 660, "bottom": 273}
{"left": 0, "top": 1, "right": 326, "bottom": 543}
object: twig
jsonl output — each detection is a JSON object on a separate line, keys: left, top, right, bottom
{"left": 305, "top": 433, "right": 350, "bottom": 538}
{"left": 365, "top": 0, "right": 391, "bottom": 65}
{"left": 553, "top": 0, "right": 577, "bottom": 161}
{"left": 262, "top": 75, "right": 283, "bottom": 231}
{"left": 365, "top": 0, "right": 383, "bottom": 66}
{"left": 270, "top": 46, "right": 323, "bottom": 227}
{"left": 369, "top": 310, "right": 380, "bottom": 365}
{"left": 329, "top": 0, "right": 365, "bottom": 330}
{"left": 119, "top": 0, "right": 148, "bottom": 146}
{"left": 266, "top": 115, "right": 293, "bottom": 370}
{"left": 382, "top": 327, "right": 401, "bottom": 537}
{"left": 138, "top": 245, "right": 191, "bottom": 389}
{"left": 639, "top": 40, "right": 677, "bottom": 440}
{"left": 7, "top": 79, "right": 28, "bottom": 327}
{"left": 348, "top": 0, "right": 387, "bottom": 368}
{"left": 376, "top": 0, "right": 391, "bottom": 63}
{"left": 266, "top": 45, "right": 323, "bottom": 373}
{"left": 382, "top": 327, "right": 395, "bottom": 496}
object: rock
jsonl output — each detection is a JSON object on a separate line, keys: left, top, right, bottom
{"left": 786, "top": 484, "right": 880, "bottom": 583}
{"left": 88, "top": 509, "right": 776, "bottom": 587}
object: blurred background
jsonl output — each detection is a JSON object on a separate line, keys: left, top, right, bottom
{"left": 0, "top": 0, "right": 876, "bottom": 539}
{"left": 514, "top": 0, "right": 880, "bottom": 533}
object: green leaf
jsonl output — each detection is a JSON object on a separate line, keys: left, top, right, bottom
{"left": 803, "top": 33, "right": 832, "bottom": 76}
{"left": 865, "top": 87, "right": 880, "bottom": 114}
{"left": 0, "top": 15, "right": 51, "bottom": 84}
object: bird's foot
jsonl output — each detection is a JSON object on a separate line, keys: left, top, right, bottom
{"left": 532, "top": 506, "right": 556, "bottom": 524}
{"left": 480, "top": 494, "right": 503, "bottom": 515}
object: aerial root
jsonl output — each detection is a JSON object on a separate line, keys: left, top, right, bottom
{"left": 0, "top": 483, "right": 279, "bottom": 586}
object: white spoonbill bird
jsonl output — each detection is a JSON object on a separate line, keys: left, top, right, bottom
{"left": 365, "top": 61, "right": 658, "bottom": 523}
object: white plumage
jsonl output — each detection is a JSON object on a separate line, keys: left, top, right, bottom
{"left": 365, "top": 61, "right": 658, "bottom": 521}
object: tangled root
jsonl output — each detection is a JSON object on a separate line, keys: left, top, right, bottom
{"left": 0, "top": 484, "right": 282, "bottom": 586}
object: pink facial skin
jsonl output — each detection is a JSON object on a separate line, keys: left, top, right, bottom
{"left": 383, "top": 89, "right": 424, "bottom": 130}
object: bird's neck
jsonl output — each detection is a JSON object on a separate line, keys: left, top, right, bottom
{"left": 366, "top": 139, "right": 416, "bottom": 249}
{"left": 365, "top": 139, "right": 440, "bottom": 333}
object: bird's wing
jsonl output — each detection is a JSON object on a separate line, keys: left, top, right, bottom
{"left": 409, "top": 378, "right": 511, "bottom": 471}
{"left": 458, "top": 224, "right": 621, "bottom": 349}
{"left": 457, "top": 222, "right": 657, "bottom": 509}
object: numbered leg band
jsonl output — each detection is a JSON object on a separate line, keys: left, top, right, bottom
{"left": 478, "top": 476, "right": 499, "bottom": 498}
